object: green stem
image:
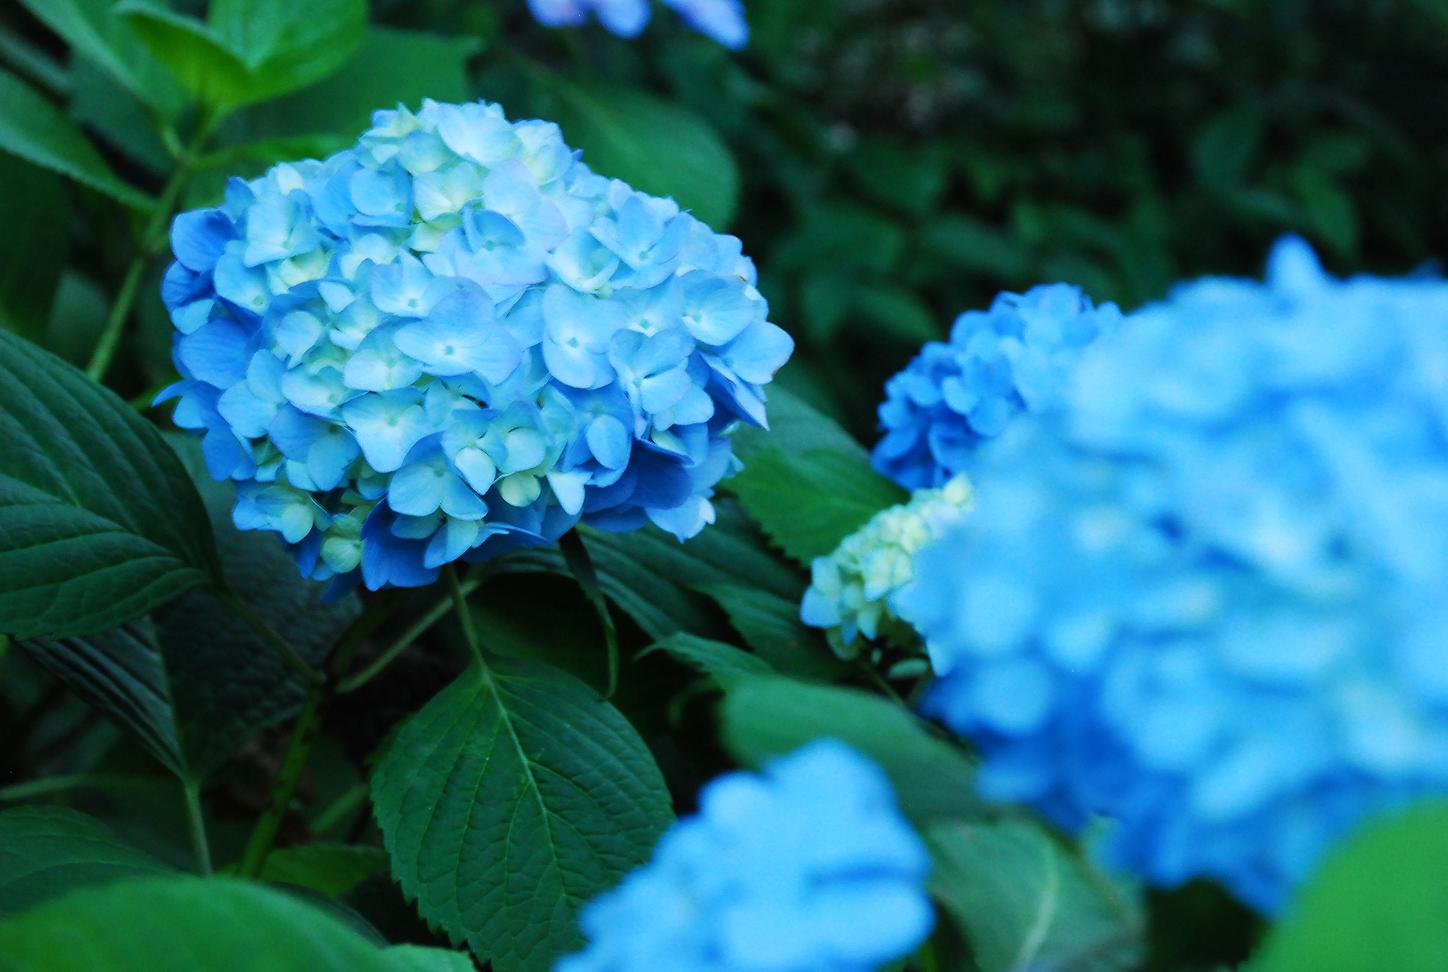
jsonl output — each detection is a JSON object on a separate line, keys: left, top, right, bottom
{"left": 560, "top": 530, "right": 619, "bottom": 698}
{"left": 445, "top": 564, "right": 485, "bottom": 667}
{"left": 336, "top": 576, "right": 483, "bottom": 695}
{"left": 236, "top": 681, "right": 324, "bottom": 878}
{"left": 86, "top": 111, "right": 221, "bottom": 383}
{"left": 311, "top": 781, "right": 368, "bottom": 838}
{"left": 182, "top": 779, "right": 213, "bottom": 875}
{"left": 235, "top": 618, "right": 371, "bottom": 878}
{"left": 0, "top": 773, "right": 146, "bottom": 803}
{"left": 217, "top": 589, "right": 322, "bottom": 684}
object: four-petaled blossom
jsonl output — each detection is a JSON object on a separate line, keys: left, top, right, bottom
{"left": 159, "top": 99, "right": 791, "bottom": 591}
{"left": 556, "top": 740, "right": 934, "bottom": 972}
{"left": 873, "top": 284, "right": 1122, "bottom": 490}
{"left": 896, "top": 238, "right": 1448, "bottom": 913}
{"left": 527, "top": 0, "right": 746, "bottom": 47}
{"left": 801, "top": 475, "right": 972, "bottom": 660}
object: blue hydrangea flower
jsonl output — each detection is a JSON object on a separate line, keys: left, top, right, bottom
{"left": 557, "top": 740, "right": 933, "bottom": 972}
{"left": 527, "top": 0, "right": 747, "bottom": 47}
{"left": 801, "top": 475, "right": 972, "bottom": 659}
{"left": 873, "top": 284, "right": 1122, "bottom": 490}
{"left": 159, "top": 99, "right": 791, "bottom": 591}
{"left": 895, "top": 237, "right": 1448, "bottom": 913}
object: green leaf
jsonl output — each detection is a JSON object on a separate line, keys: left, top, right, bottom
{"left": 547, "top": 82, "right": 740, "bottom": 228}
{"left": 926, "top": 819, "right": 1144, "bottom": 972}
{"left": 207, "top": 0, "right": 365, "bottom": 95}
{"left": 918, "top": 214, "right": 1034, "bottom": 280}
{"left": 381, "top": 946, "right": 476, "bottom": 972}
{"left": 0, "top": 875, "right": 462, "bottom": 971}
{"left": 116, "top": 0, "right": 362, "bottom": 112}
{"left": 0, "top": 332, "right": 220, "bottom": 638}
{"left": 0, "top": 69, "right": 154, "bottom": 210}
{"left": 0, "top": 156, "right": 68, "bottom": 341}
{"left": 730, "top": 449, "right": 892, "bottom": 562}
{"left": 259, "top": 843, "right": 390, "bottom": 897}
{"left": 372, "top": 658, "right": 673, "bottom": 972}
{"left": 694, "top": 582, "right": 847, "bottom": 681}
{"left": 500, "top": 501, "right": 797, "bottom": 642}
{"left": 15, "top": 0, "right": 186, "bottom": 115}
{"left": 1249, "top": 803, "right": 1448, "bottom": 972}
{"left": 726, "top": 387, "right": 907, "bottom": 565}
{"left": 720, "top": 676, "right": 982, "bottom": 824}
{"left": 1191, "top": 104, "right": 1265, "bottom": 191}
{"left": 638, "top": 632, "right": 774, "bottom": 685}
{"left": 0, "top": 805, "right": 174, "bottom": 919}
{"left": 21, "top": 438, "right": 357, "bottom": 779}
{"left": 114, "top": 3, "right": 256, "bottom": 110}
{"left": 232, "top": 27, "right": 480, "bottom": 142}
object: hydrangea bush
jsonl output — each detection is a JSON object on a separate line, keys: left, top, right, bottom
{"left": 800, "top": 474, "right": 972, "bottom": 659}
{"left": 158, "top": 99, "right": 791, "bottom": 590}
{"left": 5, "top": 2, "right": 1446, "bottom": 970}
{"left": 899, "top": 238, "right": 1448, "bottom": 911}
{"left": 557, "top": 740, "right": 934, "bottom": 972}
{"left": 873, "top": 284, "right": 1122, "bottom": 490}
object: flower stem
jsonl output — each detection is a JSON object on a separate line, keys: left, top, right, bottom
{"left": 181, "top": 779, "right": 213, "bottom": 875}
{"left": 445, "top": 564, "right": 485, "bottom": 667}
{"left": 236, "top": 681, "right": 324, "bottom": 878}
{"left": 234, "top": 606, "right": 377, "bottom": 878}
{"left": 337, "top": 575, "right": 484, "bottom": 695}
{"left": 86, "top": 111, "right": 222, "bottom": 383}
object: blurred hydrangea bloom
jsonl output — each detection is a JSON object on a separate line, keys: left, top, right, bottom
{"left": 557, "top": 740, "right": 933, "bottom": 972}
{"left": 801, "top": 475, "right": 972, "bottom": 659}
{"left": 872, "top": 284, "right": 1122, "bottom": 490}
{"left": 896, "top": 237, "right": 1448, "bottom": 912}
{"left": 159, "top": 99, "right": 791, "bottom": 591}
{"left": 527, "top": 0, "right": 747, "bottom": 48}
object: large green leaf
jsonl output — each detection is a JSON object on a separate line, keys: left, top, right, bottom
{"left": 0, "top": 332, "right": 220, "bottom": 638}
{"left": 372, "top": 658, "right": 673, "bottom": 972}
{"left": 0, "top": 69, "right": 154, "bottom": 210}
{"left": 21, "top": 440, "right": 357, "bottom": 780}
{"left": 0, "top": 806, "right": 174, "bottom": 919}
{"left": 1250, "top": 803, "right": 1448, "bottom": 972}
{"left": 230, "top": 27, "right": 480, "bottom": 143}
{"left": 725, "top": 387, "right": 907, "bottom": 565}
{"left": 258, "top": 843, "right": 390, "bottom": 897}
{"left": 116, "top": 0, "right": 364, "bottom": 112}
{"left": 720, "top": 676, "right": 982, "bottom": 824}
{"left": 0, "top": 156, "right": 68, "bottom": 341}
{"left": 694, "top": 582, "right": 847, "bottom": 681}
{"left": 638, "top": 632, "right": 774, "bottom": 685}
{"left": 499, "top": 504, "right": 795, "bottom": 642}
{"left": 0, "top": 875, "right": 468, "bottom": 971}
{"left": 545, "top": 80, "right": 740, "bottom": 228}
{"left": 926, "top": 819, "right": 1144, "bottom": 972}
{"left": 15, "top": 0, "right": 185, "bottom": 116}
{"left": 207, "top": 0, "right": 365, "bottom": 97}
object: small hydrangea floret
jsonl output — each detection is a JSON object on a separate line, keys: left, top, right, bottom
{"left": 897, "top": 238, "right": 1448, "bottom": 912}
{"left": 160, "top": 99, "right": 791, "bottom": 590}
{"left": 801, "top": 475, "right": 972, "bottom": 659}
{"left": 527, "top": 0, "right": 747, "bottom": 47}
{"left": 557, "top": 740, "right": 933, "bottom": 972}
{"left": 873, "top": 284, "right": 1121, "bottom": 490}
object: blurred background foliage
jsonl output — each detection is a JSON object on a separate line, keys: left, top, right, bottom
{"left": 3, "top": 0, "right": 1448, "bottom": 441}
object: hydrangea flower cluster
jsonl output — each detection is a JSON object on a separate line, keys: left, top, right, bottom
{"left": 872, "top": 284, "right": 1122, "bottom": 490}
{"left": 800, "top": 475, "right": 972, "bottom": 659}
{"left": 557, "top": 740, "right": 932, "bottom": 972}
{"left": 527, "top": 0, "right": 747, "bottom": 48}
{"left": 896, "top": 238, "right": 1448, "bottom": 912}
{"left": 159, "top": 99, "right": 791, "bottom": 591}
